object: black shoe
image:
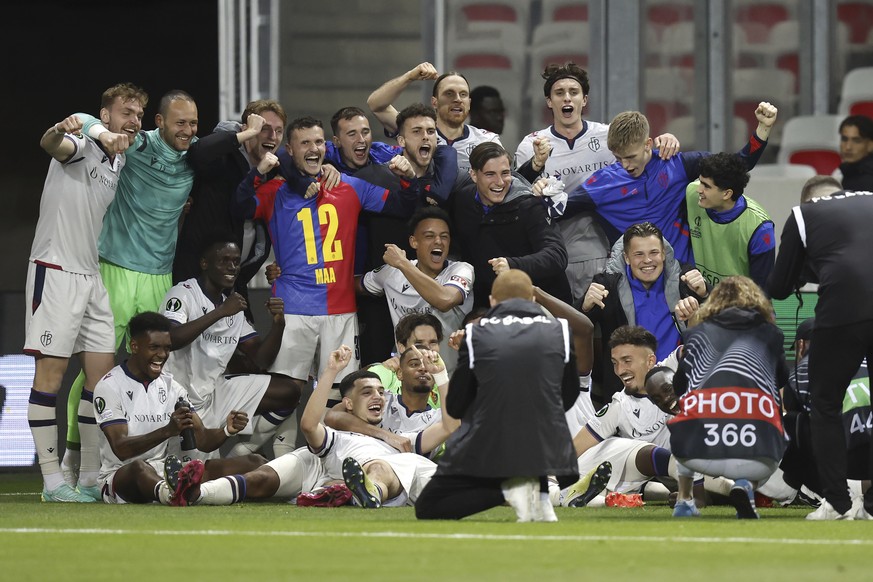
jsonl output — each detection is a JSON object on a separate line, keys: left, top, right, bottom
{"left": 567, "top": 461, "right": 612, "bottom": 508}
{"left": 342, "top": 457, "right": 381, "bottom": 509}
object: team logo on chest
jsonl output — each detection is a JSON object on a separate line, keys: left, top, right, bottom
{"left": 158, "top": 385, "right": 167, "bottom": 404}
{"left": 588, "top": 137, "right": 601, "bottom": 152}
{"left": 226, "top": 314, "right": 234, "bottom": 326}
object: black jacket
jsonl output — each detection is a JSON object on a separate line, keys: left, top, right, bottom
{"left": 438, "top": 299, "right": 579, "bottom": 486}
{"left": 840, "top": 153, "right": 873, "bottom": 192}
{"left": 449, "top": 174, "right": 571, "bottom": 307}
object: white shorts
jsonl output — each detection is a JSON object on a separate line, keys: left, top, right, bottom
{"left": 677, "top": 457, "right": 779, "bottom": 483}
{"left": 269, "top": 447, "right": 325, "bottom": 499}
{"left": 24, "top": 262, "right": 115, "bottom": 357}
{"left": 575, "top": 437, "right": 654, "bottom": 495}
{"left": 375, "top": 452, "right": 437, "bottom": 505}
{"left": 271, "top": 313, "right": 359, "bottom": 387}
{"left": 99, "top": 458, "right": 165, "bottom": 504}
{"left": 168, "top": 374, "right": 271, "bottom": 462}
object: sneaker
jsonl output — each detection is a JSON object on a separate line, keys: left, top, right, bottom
{"left": 170, "top": 459, "right": 205, "bottom": 507}
{"left": 851, "top": 497, "right": 873, "bottom": 521}
{"left": 342, "top": 457, "right": 381, "bottom": 509}
{"left": 532, "top": 495, "right": 558, "bottom": 522}
{"left": 77, "top": 484, "right": 102, "bottom": 502}
{"left": 604, "top": 492, "right": 645, "bottom": 508}
{"left": 565, "top": 461, "right": 612, "bottom": 508}
{"left": 672, "top": 499, "right": 700, "bottom": 517}
{"left": 806, "top": 500, "right": 853, "bottom": 521}
{"left": 788, "top": 488, "right": 822, "bottom": 509}
{"left": 501, "top": 477, "right": 537, "bottom": 522}
{"left": 41, "top": 482, "right": 96, "bottom": 503}
{"left": 729, "top": 479, "right": 760, "bottom": 519}
{"left": 296, "top": 483, "right": 353, "bottom": 507}
{"left": 163, "top": 454, "right": 183, "bottom": 491}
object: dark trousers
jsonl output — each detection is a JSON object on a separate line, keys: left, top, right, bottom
{"left": 415, "top": 474, "right": 507, "bottom": 520}
{"left": 808, "top": 321, "right": 873, "bottom": 513}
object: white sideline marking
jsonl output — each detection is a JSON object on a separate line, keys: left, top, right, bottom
{"left": 1, "top": 528, "right": 871, "bottom": 546}
{"left": 0, "top": 493, "right": 40, "bottom": 496}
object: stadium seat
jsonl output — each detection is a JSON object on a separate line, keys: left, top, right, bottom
{"left": 735, "top": 3, "right": 791, "bottom": 29}
{"left": 541, "top": 0, "right": 589, "bottom": 22}
{"left": 530, "top": 21, "right": 589, "bottom": 50}
{"left": 838, "top": 67, "right": 873, "bottom": 116}
{"left": 837, "top": 1, "right": 873, "bottom": 44}
{"left": 646, "top": 2, "right": 694, "bottom": 26}
{"left": 746, "top": 164, "right": 815, "bottom": 250}
{"left": 776, "top": 114, "right": 843, "bottom": 175}
{"left": 658, "top": 21, "right": 695, "bottom": 68}
{"left": 732, "top": 68, "right": 796, "bottom": 144}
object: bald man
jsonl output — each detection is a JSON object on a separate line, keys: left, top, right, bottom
{"left": 415, "top": 270, "right": 579, "bottom": 522}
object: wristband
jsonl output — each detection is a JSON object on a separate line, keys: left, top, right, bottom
{"left": 87, "top": 124, "right": 109, "bottom": 140}
{"left": 224, "top": 425, "right": 233, "bottom": 438}
{"left": 432, "top": 369, "right": 449, "bottom": 386}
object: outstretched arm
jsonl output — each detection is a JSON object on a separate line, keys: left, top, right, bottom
{"left": 367, "top": 62, "right": 439, "bottom": 134}
{"left": 300, "top": 346, "right": 353, "bottom": 450}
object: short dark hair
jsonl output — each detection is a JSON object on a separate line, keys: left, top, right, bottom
{"left": 338, "top": 369, "right": 381, "bottom": 398}
{"left": 242, "top": 99, "right": 287, "bottom": 127}
{"left": 462, "top": 307, "right": 489, "bottom": 326}
{"left": 470, "top": 86, "right": 502, "bottom": 110}
{"left": 395, "top": 313, "right": 444, "bottom": 345}
{"left": 839, "top": 114, "right": 873, "bottom": 140}
{"left": 542, "top": 62, "right": 590, "bottom": 97}
{"left": 198, "top": 231, "right": 238, "bottom": 261}
{"left": 622, "top": 222, "right": 664, "bottom": 250}
{"left": 698, "top": 152, "right": 750, "bottom": 201}
{"left": 608, "top": 325, "right": 658, "bottom": 353}
{"left": 330, "top": 106, "right": 367, "bottom": 135}
{"left": 432, "top": 72, "right": 470, "bottom": 98}
{"left": 287, "top": 116, "right": 323, "bottom": 142}
{"left": 128, "top": 312, "right": 172, "bottom": 340}
{"left": 469, "top": 141, "right": 511, "bottom": 171}
{"left": 396, "top": 103, "right": 437, "bottom": 135}
{"left": 158, "top": 90, "right": 195, "bottom": 117}
{"left": 408, "top": 206, "right": 452, "bottom": 236}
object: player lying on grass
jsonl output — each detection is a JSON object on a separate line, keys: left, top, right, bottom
{"left": 170, "top": 345, "right": 459, "bottom": 507}
{"left": 93, "top": 312, "right": 266, "bottom": 504}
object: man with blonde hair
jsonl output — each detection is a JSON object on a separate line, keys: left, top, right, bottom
{"left": 536, "top": 103, "right": 778, "bottom": 265}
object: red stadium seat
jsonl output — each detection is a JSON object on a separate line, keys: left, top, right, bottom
{"left": 462, "top": 3, "right": 518, "bottom": 22}
{"left": 837, "top": 2, "right": 873, "bottom": 43}
{"left": 553, "top": 4, "right": 588, "bottom": 21}
{"left": 647, "top": 3, "right": 694, "bottom": 26}
{"left": 787, "top": 151, "right": 842, "bottom": 175}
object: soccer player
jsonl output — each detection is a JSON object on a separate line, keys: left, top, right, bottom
{"left": 63, "top": 90, "right": 202, "bottom": 483}
{"left": 93, "top": 312, "right": 263, "bottom": 504}
{"left": 26, "top": 83, "right": 146, "bottom": 502}
{"left": 367, "top": 62, "right": 501, "bottom": 171}
{"left": 171, "top": 345, "right": 457, "bottom": 507}
{"left": 161, "top": 234, "right": 301, "bottom": 461}
{"left": 235, "top": 116, "right": 423, "bottom": 402}
{"left": 687, "top": 152, "right": 775, "bottom": 289}
{"left": 359, "top": 206, "right": 474, "bottom": 374}
{"left": 535, "top": 102, "right": 777, "bottom": 265}
{"left": 325, "top": 106, "right": 401, "bottom": 174}
{"left": 516, "top": 62, "right": 680, "bottom": 303}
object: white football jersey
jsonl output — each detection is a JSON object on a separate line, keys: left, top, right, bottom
{"left": 438, "top": 124, "right": 502, "bottom": 172}
{"left": 311, "top": 426, "right": 412, "bottom": 480}
{"left": 586, "top": 389, "right": 671, "bottom": 449}
{"left": 381, "top": 391, "right": 442, "bottom": 434}
{"left": 30, "top": 133, "right": 124, "bottom": 274}
{"left": 162, "top": 278, "right": 257, "bottom": 405}
{"left": 93, "top": 364, "right": 188, "bottom": 481}
{"left": 515, "top": 122, "right": 613, "bottom": 264}
{"left": 362, "top": 259, "right": 473, "bottom": 374}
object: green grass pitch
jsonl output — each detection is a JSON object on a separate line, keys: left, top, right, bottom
{"left": 2, "top": 472, "right": 871, "bottom": 581}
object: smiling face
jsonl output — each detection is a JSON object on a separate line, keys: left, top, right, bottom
{"left": 469, "top": 154, "right": 513, "bottom": 206}
{"left": 410, "top": 217, "right": 450, "bottom": 276}
{"left": 333, "top": 115, "right": 373, "bottom": 169}
{"left": 288, "top": 125, "right": 326, "bottom": 176}
{"left": 696, "top": 176, "right": 733, "bottom": 212}
{"left": 624, "top": 235, "right": 664, "bottom": 288}
{"left": 432, "top": 75, "right": 471, "bottom": 129}
{"left": 610, "top": 343, "right": 656, "bottom": 395}
{"left": 156, "top": 98, "right": 198, "bottom": 152}
{"left": 129, "top": 330, "right": 172, "bottom": 381}
{"left": 546, "top": 78, "right": 587, "bottom": 129}
{"left": 244, "top": 110, "right": 285, "bottom": 165}
{"left": 344, "top": 378, "right": 386, "bottom": 425}
{"left": 101, "top": 96, "right": 145, "bottom": 141}
{"left": 201, "top": 243, "right": 241, "bottom": 292}
{"left": 398, "top": 115, "right": 437, "bottom": 174}
{"left": 839, "top": 124, "right": 873, "bottom": 164}
{"left": 614, "top": 138, "right": 653, "bottom": 178}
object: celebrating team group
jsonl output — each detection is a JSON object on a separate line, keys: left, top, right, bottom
{"left": 25, "top": 58, "right": 873, "bottom": 522}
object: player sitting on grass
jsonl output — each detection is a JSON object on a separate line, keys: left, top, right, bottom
{"left": 169, "top": 345, "right": 459, "bottom": 507}
{"left": 93, "top": 312, "right": 265, "bottom": 504}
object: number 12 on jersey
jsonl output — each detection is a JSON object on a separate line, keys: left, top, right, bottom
{"left": 297, "top": 204, "right": 343, "bottom": 265}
